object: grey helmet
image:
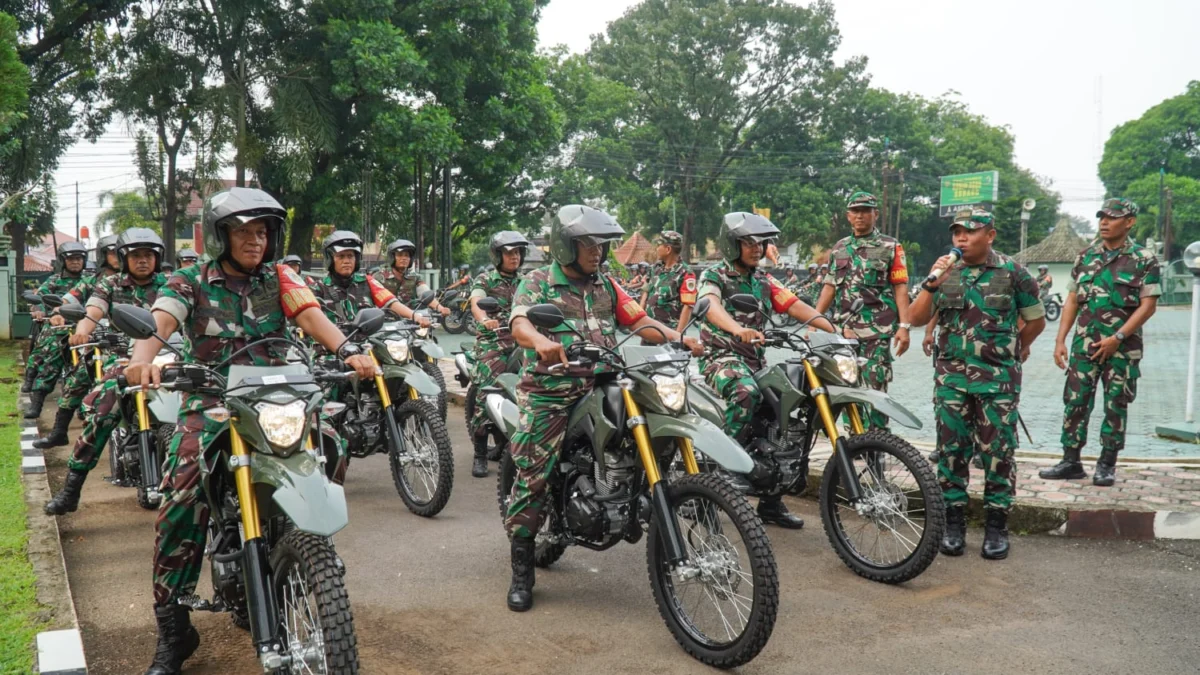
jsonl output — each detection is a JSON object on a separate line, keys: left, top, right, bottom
{"left": 202, "top": 187, "right": 287, "bottom": 270}
{"left": 488, "top": 230, "right": 530, "bottom": 268}
{"left": 1038, "top": 264, "right": 1049, "bottom": 272}
{"left": 549, "top": 205, "right": 624, "bottom": 267}
{"left": 57, "top": 241, "right": 88, "bottom": 273}
{"left": 115, "top": 228, "right": 166, "bottom": 274}
{"left": 718, "top": 212, "right": 779, "bottom": 264}
{"left": 95, "top": 234, "right": 120, "bottom": 271}
{"left": 177, "top": 248, "right": 199, "bottom": 262}
{"left": 83, "top": 260, "right": 97, "bottom": 276}
{"left": 281, "top": 254, "right": 303, "bottom": 267}
{"left": 322, "top": 230, "right": 363, "bottom": 273}
{"left": 386, "top": 239, "right": 417, "bottom": 269}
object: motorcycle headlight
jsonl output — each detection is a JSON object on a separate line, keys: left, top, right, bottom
{"left": 653, "top": 373, "right": 687, "bottom": 413}
{"left": 833, "top": 353, "right": 859, "bottom": 383}
{"left": 255, "top": 400, "right": 308, "bottom": 449}
{"left": 385, "top": 339, "right": 410, "bottom": 362}
{"left": 416, "top": 326, "right": 430, "bottom": 338}
{"left": 152, "top": 352, "right": 175, "bottom": 367}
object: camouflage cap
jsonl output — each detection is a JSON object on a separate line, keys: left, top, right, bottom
{"left": 949, "top": 207, "right": 994, "bottom": 230}
{"left": 655, "top": 230, "right": 684, "bottom": 247}
{"left": 1096, "top": 197, "right": 1138, "bottom": 219}
{"left": 846, "top": 191, "right": 879, "bottom": 209}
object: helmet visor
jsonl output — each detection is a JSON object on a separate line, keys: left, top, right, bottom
{"left": 576, "top": 234, "right": 623, "bottom": 249}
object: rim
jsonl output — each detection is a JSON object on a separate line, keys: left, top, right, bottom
{"left": 828, "top": 449, "right": 929, "bottom": 569}
{"left": 659, "top": 493, "right": 755, "bottom": 648}
{"left": 279, "top": 560, "right": 329, "bottom": 674}
{"left": 397, "top": 410, "right": 440, "bottom": 504}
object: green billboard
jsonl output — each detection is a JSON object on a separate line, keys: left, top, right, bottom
{"left": 939, "top": 171, "right": 999, "bottom": 217}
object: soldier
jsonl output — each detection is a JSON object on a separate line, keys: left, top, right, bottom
{"left": 639, "top": 231, "right": 697, "bottom": 333}
{"left": 176, "top": 249, "right": 198, "bottom": 269}
{"left": 308, "top": 230, "right": 427, "bottom": 324}
{"left": 1040, "top": 198, "right": 1160, "bottom": 486}
{"left": 446, "top": 264, "right": 473, "bottom": 291}
{"left": 815, "top": 191, "right": 912, "bottom": 430}
{"left": 122, "top": 187, "right": 378, "bottom": 675}
{"left": 467, "top": 231, "right": 530, "bottom": 478}
{"left": 22, "top": 242, "right": 90, "bottom": 415}
{"left": 798, "top": 263, "right": 819, "bottom": 304}
{"left": 1036, "top": 264, "right": 1053, "bottom": 299}
{"left": 43, "top": 229, "right": 170, "bottom": 515}
{"left": 280, "top": 254, "right": 304, "bottom": 277}
{"left": 504, "top": 205, "right": 701, "bottom": 612}
{"left": 161, "top": 261, "right": 175, "bottom": 275}
{"left": 909, "top": 208, "right": 1045, "bottom": 560}
{"left": 373, "top": 239, "right": 452, "bottom": 316}
{"left": 698, "top": 212, "right": 835, "bottom": 529}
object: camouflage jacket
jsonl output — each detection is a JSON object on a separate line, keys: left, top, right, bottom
{"left": 469, "top": 269, "right": 519, "bottom": 348}
{"left": 643, "top": 261, "right": 697, "bottom": 326}
{"left": 86, "top": 272, "right": 168, "bottom": 358}
{"left": 35, "top": 272, "right": 86, "bottom": 310}
{"left": 67, "top": 268, "right": 120, "bottom": 306}
{"left": 510, "top": 262, "right": 646, "bottom": 387}
{"left": 826, "top": 229, "right": 908, "bottom": 339}
{"left": 931, "top": 250, "right": 1044, "bottom": 394}
{"left": 309, "top": 271, "right": 397, "bottom": 324}
{"left": 1066, "top": 239, "right": 1161, "bottom": 359}
{"left": 697, "top": 261, "right": 798, "bottom": 371}
{"left": 154, "top": 261, "right": 319, "bottom": 411}
{"left": 372, "top": 267, "right": 429, "bottom": 305}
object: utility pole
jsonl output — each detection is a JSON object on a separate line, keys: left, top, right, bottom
{"left": 893, "top": 170, "right": 905, "bottom": 240}
{"left": 413, "top": 158, "right": 423, "bottom": 267}
{"left": 1158, "top": 165, "right": 1166, "bottom": 243}
{"left": 880, "top": 137, "right": 890, "bottom": 234}
{"left": 75, "top": 182, "right": 79, "bottom": 242}
{"left": 442, "top": 165, "right": 451, "bottom": 286}
{"left": 1164, "top": 188, "right": 1174, "bottom": 260}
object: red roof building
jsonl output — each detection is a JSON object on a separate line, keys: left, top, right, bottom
{"left": 614, "top": 232, "right": 655, "bottom": 265}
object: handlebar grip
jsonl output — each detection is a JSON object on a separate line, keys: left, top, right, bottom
{"left": 546, "top": 359, "right": 587, "bottom": 373}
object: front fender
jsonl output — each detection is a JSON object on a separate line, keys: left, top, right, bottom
{"left": 251, "top": 452, "right": 348, "bottom": 537}
{"left": 418, "top": 341, "right": 445, "bottom": 360}
{"left": 383, "top": 362, "right": 440, "bottom": 395}
{"left": 646, "top": 412, "right": 753, "bottom": 474}
{"left": 146, "top": 389, "right": 180, "bottom": 426}
{"left": 826, "top": 385, "right": 923, "bottom": 429}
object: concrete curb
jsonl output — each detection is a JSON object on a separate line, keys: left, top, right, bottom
{"left": 19, "top": 393, "right": 88, "bottom": 674}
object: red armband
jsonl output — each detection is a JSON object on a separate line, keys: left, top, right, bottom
{"left": 366, "top": 275, "right": 398, "bottom": 308}
{"left": 277, "top": 264, "right": 320, "bottom": 318}
{"left": 612, "top": 278, "right": 648, "bottom": 326}
{"left": 679, "top": 272, "right": 697, "bottom": 305}
{"left": 767, "top": 277, "right": 799, "bottom": 314}
{"left": 889, "top": 244, "right": 909, "bottom": 285}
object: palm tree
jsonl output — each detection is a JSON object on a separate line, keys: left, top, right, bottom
{"left": 95, "top": 189, "right": 159, "bottom": 235}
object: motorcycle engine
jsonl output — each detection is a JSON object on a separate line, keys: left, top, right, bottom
{"left": 565, "top": 448, "right": 637, "bottom": 541}
{"left": 209, "top": 493, "right": 245, "bottom": 606}
{"left": 344, "top": 394, "right": 383, "bottom": 457}
{"left": 747, "top": 432, "right": 810, "bottom": 497}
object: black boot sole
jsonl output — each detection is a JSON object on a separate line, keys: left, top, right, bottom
{"left": 940, "top": 543, "right": 965, "bottom": 556}
{"left": 33, "top": 437, "right": 69, "bottom": 450}
{"left": 507, "top": 595, "right": 532, "bottom": 612}
{"left": 981, "top": 548, "right": 1009, "bottom": 560}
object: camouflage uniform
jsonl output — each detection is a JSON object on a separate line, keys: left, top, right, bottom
{"left": 826, "top": 226, "right": 908, "bottom": 429}
{"left": 1060, "top": 238, "right": 1160, "bottom": 459}
{"left": 697, "top": 260, "right": 799, "bottom": 440}
{"left": 468, "top": 269, "right": 520, "bottom": 437}
{"left": 643, "top": 260, "right": 697, "bottom": 327}
{"left": 504, "top": 263, "right": 646, "bottom": 538}
{"left": 66, "top": 273, "right": 168, "bottom": 471}
{"left": 55, "top": 270, "right": 120, "bottom": 411}
{"left": 373, "top": 266, "right": 430, "bottom": 305}
{"left": 148, "top": 261, "right": 330, "bottom": 606}
{"left": 930, "top": 248, "right": 1043, "bottom": 512}
{"left": 309, "top": 271, "right": 398, "bottom": 323}
{"left": 27, "top": 272, "right": 87, "bottom": 393}
{"left": 1037, "top": 273, "right": 1053, "bottom": 298}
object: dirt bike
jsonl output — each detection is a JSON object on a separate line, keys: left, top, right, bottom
{"left": 440, "top": 288, "right": 476, "bottom": 335}
{"left": 109, "top": 303, "right": 365, "bottom": 674}
{"left": 488, "top": 298, "right": 779, "bottom": 669}
{"left": 1043, "top": 292, "right": 1062, "bottom": 322}
{"left": 318, "top": 299, "right": 454, "bottom": 518}
{"left": 691, "top": 293, "right": 945, "bottom": 584}
{"left": 453, "top": 297, "right": 521, "bottom": 463}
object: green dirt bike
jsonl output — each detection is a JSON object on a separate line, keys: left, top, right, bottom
{"left": 691, "top": 293, "right": 945, "bottom": 584}
{"left": 453, "top": 297, "right": 521, "bottom": 463}
{"left": 488, "top": 298, "right": 779, "bottom": 669}
{"left": 440, "top": 288, "right": 476, "bottom": 335}
{"left": 109, "top": 303, "right": 367, "bottom": 674}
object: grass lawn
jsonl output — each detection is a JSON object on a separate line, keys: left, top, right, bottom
{"left": 0, "top": 341, "right": 45, "bottom": 673}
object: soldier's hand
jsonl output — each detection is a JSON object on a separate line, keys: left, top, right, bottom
{"left": 483, "top": 319, "right": 500, "bottom": 331}
{"left": 926, "top": 255, "right": 955, "bottom": 288}
{"left": 31, "top": 310, "right": 44, "bottom": 320}
{"left": 344, "top": 353, "right": 378, "bottom": 380}
{"left": 683, "top": 336, "right": 704, "bottom": 357}
{"left": 415, "top": 314, "right": 432, "bottom": 328}
{"left": 126, "top": 362, "right": 161, "bottom": 389}
{"left": 68, "top": 332, "right": 88, "bottom": 346}
{"left": 1054, "top": 341, "right": 1069, "bottom": 369}
{"left": 733, "top": 326, "right": 764, "bottom": 344}
{"left": 893, "top": 328, "right": 910, "bottom": 357}
{"left": 49, "top": 315, "right": 66, "bottom": 327}
{"left": 534, "top": 337, "right": 568, "bottom": 367}
{"left": 438, "top": 306, "right": 451, "bottom": 317}
{"left": 922, "top": 333, "right": 935, "bottom": 357}
{"left": 1089, "top": 336, "right": 1120, "bottom": 363}
{"left": 1020, "top": 345, "right": 1032, "bottom": 363}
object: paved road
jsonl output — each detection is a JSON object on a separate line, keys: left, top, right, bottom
{"left": 45, "top": 405, "right": 1200, "bottom": 675}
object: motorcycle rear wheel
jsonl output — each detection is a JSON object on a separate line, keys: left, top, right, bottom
{"left": 443, "top": 310, "right": 467, "bottom": 334}
{"left": 388, "top": 399, "right": 454, "bottom": 517}
{"left": 819, "top": 430, "right": 945, "bottom": 584}
{"left": 271, "top": 532, "right": 359, "bottom": 674}
{"left": 1045, "top": 301, "right": 1061, "bottom": 322}
{"left": 419, "top": 360, "right": 448, "bottom": 419}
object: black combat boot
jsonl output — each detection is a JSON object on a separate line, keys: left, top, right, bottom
{"left": 33, "top": 407, "right": 76, "bottom": 449}
{"left": 44, "top": 469, "right": 88, "bottom": 515}
{"left": 471, "top": 431, "right": 489, "bottom": 478}
{"left": 928, "top": 449, "right": 941, "bottom": 464}
{"left": 1038, "top": 448, "right": 1086, "bottom": 480}
{"left": 21, "top": 368, "right": 34, "bottom": 393}
{"left": 757, "top": 495, "right": 804, "bottom": 529}
{"left": 940, "top": 504, "right": 966, "bottom": 556}
{"left": 144, "top": 604, "right": 200, "bottom": 675}
{"left": 23, "top": 390, "right": 47, "bottom": 418}
{"left": 507, "top": 536, "right": 535, "bottom": 612}
{"left": 1093, "top": 448, "right": 1119, "bottom": 487}
{"left": 981, "top": 510, "right": 1010, "bottom": 560}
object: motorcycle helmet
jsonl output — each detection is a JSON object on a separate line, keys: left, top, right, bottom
{"left": 115, "top": 228, "right": 166, "bottom": 274}
{"left": 322, "top": 230, "right": 363, "bottom": 274}
{"left": 202, "top": 188, "right": 287, "bottom": 273}
{"left": 549, "top": 205, "right": 624, "bottom": 269}
{"left": 717, "top": 212, "right": 779, "bottom": 264}
{"left": 488, "top": 230, "right": 531, "bottom": 269}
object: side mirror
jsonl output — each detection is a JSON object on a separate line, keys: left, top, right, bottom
{"left": 111, "top": 304, "right": 159, "bottom": 340}
{"left": 526, "top": 304, "right": 565, "bottom": 330}
{"left": 58, "top": 304, "right": 87, "bottom": 322}
{"left": 729, "top": 294, "right": 760, "bottom": 314}
{"left": 415, "top": 290, "right": 436, "bottom": 309}
{"left": 22, "top": 291, "right": 40, "bottom": 305}
{"left": 354, "top": 308, "right": 386, "bottom": 337}
{"left": 476, "top": 297, "right": 500, "bottom": 315}
{"left": 441, "top": 289, "right": 460, "bottom": 303}
{"left": 849, "top": 297, "right": 864, "bottom": 314}
{"left": 691, "top": 296, "right": 711, "bottom": 321}
{"left": 41, "top": 293, "right": 64, "bottom": 309}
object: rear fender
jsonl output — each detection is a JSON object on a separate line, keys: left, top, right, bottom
{"left": 485, "top": 393, "right": 520, "bottom": 439}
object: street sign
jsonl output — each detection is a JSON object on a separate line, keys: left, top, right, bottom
{"left": 939, "top": 171, "right": 999, "bottom": 217}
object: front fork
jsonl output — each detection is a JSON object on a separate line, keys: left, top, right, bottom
{"left": 229, "top": 425, "right": 283, "bottom": 655}
{"left": 370, "top": 350, "right": 413, "bottom": 457}
{"left": 804, "top": 361, "right": 865, "bottom": 502}
{"left": 133, "top": 390, "right": 161, "bottom": 490}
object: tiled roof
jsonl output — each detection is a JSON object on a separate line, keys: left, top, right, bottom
{"left": 1013, "top": 218, "right": 1093, "bottom": 264}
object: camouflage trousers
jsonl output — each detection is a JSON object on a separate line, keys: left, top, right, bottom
{"left": 853, "top": 337, "right": 893, "bottom": 431}
{"left": 57, "top": 357, "right": 96, "bottom": 411}
{"left": 1061, "top": 342, "right": 1140, "bottom": 455}
{"left": 505, "top": 384, "right": 590, "bottom": 538}
{"left": 935, "top": 386, "right": 1018, "bottom": 512}
{"left": 28, "top": 326, "right": 70, "bottom": 393}
{"left": 66, "top": 363, "right": 126, "bottom": 472}
{"left": 469, "top": 341, "right": 515, "bottom": 438}
{"left": 702, "top": 357, "right": 760, "bottom": 441}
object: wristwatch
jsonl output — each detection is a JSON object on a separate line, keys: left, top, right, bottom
{"left": 1114, "top": 331, "right": 1127, "bottom": 342}
{"left": 897, "top": 323, "right": 912, "bottom": 330}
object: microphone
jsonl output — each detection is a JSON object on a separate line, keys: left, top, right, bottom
{"left": 925, "top": 248, "right": 963, "bottom": 284}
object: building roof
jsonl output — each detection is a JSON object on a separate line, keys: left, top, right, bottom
{"left": 1013, "top": 218, "right": 1093, "bottom": 264}
{"left": 614, "top": 232, "right": 654, "bottom": 265}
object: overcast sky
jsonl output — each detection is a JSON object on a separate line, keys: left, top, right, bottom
{"left": 51, "top": 0, "right": 1200, "bottom": 239}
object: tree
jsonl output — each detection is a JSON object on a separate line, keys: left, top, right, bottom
{"left": 95, "top": 189, "right": 159, "bottom": 234}
{"left": 0, "top": 11, "right": 27, "bottom": 145}
{"left": 1125, "top": 173, "right": 1200, "bottom": 249}
{"left": 1099, "top": 81, "right": 1200, "bottom": 196}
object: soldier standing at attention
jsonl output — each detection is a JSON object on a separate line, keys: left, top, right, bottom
{"left": 816, "top": 191, "right": 911, "bottom": 430}
{"left": 639, "top": 231, "right": 697, "bottom": 334}
{"left": 1039, "top": 198, "right": 1159, "bottom": 486}
{"left": 910, "top": 208, "right": 1045, "bottom": 561}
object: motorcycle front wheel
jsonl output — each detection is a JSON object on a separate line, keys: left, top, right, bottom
{"left": 647, "top": 472, "right": 778, "bottom": 669}
{"left": 271, "top": 532, "right": 359, "bottom": 674}
{"left": 1045, "top": 301, "right": 1061, "bottom": 322}
{"left": 388, "top": 399, "right": 454, "bottom": 517}
{"left": 819, "top": 430, "right": 945, "bottom": 584}
{"left": 418, "top": 360, "right": 448, "bottom": 419}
